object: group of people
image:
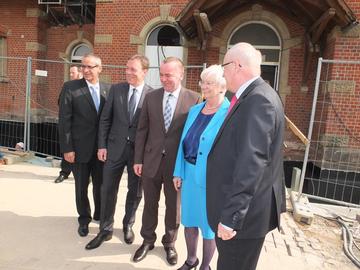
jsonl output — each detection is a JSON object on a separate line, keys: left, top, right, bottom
{"left": 57, "top": 42, "right": 286, "bottom": 270}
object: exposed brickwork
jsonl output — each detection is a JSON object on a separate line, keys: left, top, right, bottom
{"left": 0, "top": 0, "right": 359, "bottom": 156}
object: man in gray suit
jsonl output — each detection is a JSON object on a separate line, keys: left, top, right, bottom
{"left": 132, "top": 57, "right": 200, "bottom": 265}
{"left": 206, "top": 42, "right": 286, "bottom": 270}
{"left": 85, "top": 55, "right": 152, "bottom": 250}
{"left": 58, "top": 53, "right": 110, "bottom": 237}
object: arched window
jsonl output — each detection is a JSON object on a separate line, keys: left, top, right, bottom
{"left": 71, "top": 43, "right": 91, "bottom": 63}
{"left": 145, "top": 24, "right": 184, "bottom": 88}
{"left": 0, "top": 34, "right": 7, "bottom": 80}
{"left": 229, "top": 22, "right": 281, "bottom": 90}
{"left": 147, "top": 25, "right": 183, "bottom": 46}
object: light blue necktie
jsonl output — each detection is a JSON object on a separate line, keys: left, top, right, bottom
{"left": 89, "top": 85, "right": 99, "bottom": 112}
{"left": 163, "top": 93, "right": 173, "bottom": 132}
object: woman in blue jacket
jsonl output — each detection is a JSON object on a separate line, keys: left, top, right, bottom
{"left": 173, "top": 65, "right": 229, "bottom": 270}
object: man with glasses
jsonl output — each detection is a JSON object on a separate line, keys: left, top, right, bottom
{"left": 206, "top": 42, "right": 285, "bottom": 270}
{"left": 85, "top": 55, "right": 153, "bottom": 250}
{"left": 132, "top": 57, "right": 200, "bottom": 265}
{"left": 58, "top": 53, "right": 110, "bottom": 237}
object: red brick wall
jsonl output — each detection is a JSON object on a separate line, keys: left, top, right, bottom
{"left": 94, "top": 0, "right": 190, "bottom": 65}
{"left": 319, "top": 1, "right": 360, "bottom": 147}
{"left": 44, "top": 24, "right": 94, "bottom": 114}
{"left": 1, "top": 0, "right": 360, "bottom": 146}
{"left": 0, "top": 0, "right": 45, "bottom": 117}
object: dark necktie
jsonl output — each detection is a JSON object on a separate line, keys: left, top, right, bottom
{"left": 128, "top": 88, "right": 137, "bottom": 121}
{"left": 227, "top": 95, "right": 238, "bottom": 114}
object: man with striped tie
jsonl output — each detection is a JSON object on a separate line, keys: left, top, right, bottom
{"left": 133, "top": 57, "right": 200, "bottom": 265}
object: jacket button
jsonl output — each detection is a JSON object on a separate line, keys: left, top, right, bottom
{"left": 199, "top": 152, "right": 202, "bottom": 155}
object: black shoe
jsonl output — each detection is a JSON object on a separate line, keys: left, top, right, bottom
{"left": 123, "top": 227, "right": 135, "bottom": 244}
{"left": 54, "top": 174, "right": 67, "bottom": 183}
{"left": 78, "top": 224, "right": 89, "bottom": 237}
{"left": 177, "top": 258, "right": 199, "bottom": 270}
{"left": 133, "top": 243, "right": 154, "bottom": 262}
{"left": 93, "top": 214, "right": 100, "bottom": 221}
{"left": 164, "top": 247, "right": 178, "bottom": 265}
{"left": 85, "top": 231, "right": 112, "bottom": 250}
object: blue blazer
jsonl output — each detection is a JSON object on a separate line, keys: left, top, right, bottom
{"left": 173, "top": 98, "right": 230, "bottom": 188}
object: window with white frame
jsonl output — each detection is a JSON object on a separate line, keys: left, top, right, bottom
{"left": 145, "top": 24, "right": 184, "bottom": 88}
{"left": 71, "top": 43, "right": 91, "bottom": 63}
{"left": 229, "top": 22, "right": 281, "bottom": 90}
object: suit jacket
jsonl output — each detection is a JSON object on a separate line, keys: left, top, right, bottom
{"left": 206, "top": 78, "right": 286, "bottom": 239}
{"left": 134, "top": 87, "right": 200, "bottom": 179}
{"left": 173, "top": 99, "right": 230, "bottom": 188}
{"left": 58, "top": 78, "right": 110, "bottom": 163}
{"left": 98, "top": 83, "right": 152, "bottom": 161}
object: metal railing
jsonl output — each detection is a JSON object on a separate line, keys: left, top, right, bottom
{"left": 298, "top": 58, "right": 360, "bottom": 207}
{"left": 0, "top": 56, "right": 204, "bottom": 157}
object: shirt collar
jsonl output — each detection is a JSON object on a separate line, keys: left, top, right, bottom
{"left": 164, "top": 86, "right": 181, "bottom": 99}
{"left": 86, "top": 80, "right": 100, "bottom": 90}
{"left": 235, "top": 76, "right": 259, "bottom": 99}
{"left": 130, "top": 82, "right": 144, "bottom": 94}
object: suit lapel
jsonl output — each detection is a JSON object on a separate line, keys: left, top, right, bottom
{"left": 203, "top": 99, "right": 229, "bottom": 136}
{"left": 80, "top": 79, "right": 97, "bottom": 113}
{"left": 167, "top": 87, "right": 184, "bottom": 132}
{"left": 156, "top": 88, "right": 167, "bottom": 133}
{"left": 131, "top": 84, "right": 150, "bottom": 124}
{"left": 210, "top": 78, "right": 263, "bottom": 150}
{"left": 99, "top": 82, "right": 108, "bottom": 113}
{"left": 120, "top": 83, "right": 131, "bottom": 123}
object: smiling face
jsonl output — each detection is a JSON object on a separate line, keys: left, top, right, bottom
{"left": 125, "top": 59, "right": 147, "bottom": 87}
{"left": 159, "top": 61, "right": 184, "bottom": 92}
{"left": 81, "top": 55, "right": 102, "bottom": 84}
{"left": 200, "top": 75, "right": 223, "bottom": 100}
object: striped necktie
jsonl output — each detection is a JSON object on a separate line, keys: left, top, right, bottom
{"left": 163, "top": 93, "right": 173, "bottom": 132}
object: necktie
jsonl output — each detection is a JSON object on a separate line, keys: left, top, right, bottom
{"left": 163, "top": 93, "right": 173, "bottom": 132}
{"left": 227, "top": 95, "right": 238, "bottom": 114}
{"left": 128, "top": 88, "right": 137, "bottom": 121}
{"left": 90, "top": 86, "right": 99, "bottom": 112}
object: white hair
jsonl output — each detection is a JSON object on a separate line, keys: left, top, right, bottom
{"left": 200, "top": 64, "right": 227, "bottom": 90}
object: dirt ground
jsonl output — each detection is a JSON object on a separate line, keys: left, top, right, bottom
{"left": 297, "top": 213, "right": 359, "bottom": 269}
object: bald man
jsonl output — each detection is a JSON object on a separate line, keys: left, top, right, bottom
{"left": 206, "top": 42, "right": 286, "bottom": 270}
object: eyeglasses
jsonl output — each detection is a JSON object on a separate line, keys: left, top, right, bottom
{"left": 81, "top": 64, "right": 98, "bottom": 70}
{"left": 199, "top": 80, "right": 217, "bottom": 87}
{"left": 221, "top": 61, "right": 241, "bottom": 68}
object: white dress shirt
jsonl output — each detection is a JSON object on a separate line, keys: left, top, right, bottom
{"left": 162, "top": 86, "right": 181, "bottom": 124}
{"left": 127, "top": 83, "right": 144, "bottom": 111}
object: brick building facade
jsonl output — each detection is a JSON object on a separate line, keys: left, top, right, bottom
{"left": 0, "top": 0, "right": 360, "bottom": 169}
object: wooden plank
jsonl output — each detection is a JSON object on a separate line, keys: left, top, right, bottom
{"left": 0, "top": 147, "right": 29, "bottom": 157}
{"left": 285, "top": 116, "right": 309, "bottom": 146}
{"left": 193, "top": 10, "right": 206, "bottom": 50}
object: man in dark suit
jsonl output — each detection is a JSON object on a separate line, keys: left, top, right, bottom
{"left": 55, "top": 65, "right": 83, "bottom": 184}
{"left": 206, "top": 42, "right": 286, "bottom": 270}
{"left": 132, "top": 57, "right": 200, "bottom": 265}
{"left": 85, "top": 55, "right": 152, "bottom": 250}
{"left": 58, "top": 53, "right": 110, "bottom": 237}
